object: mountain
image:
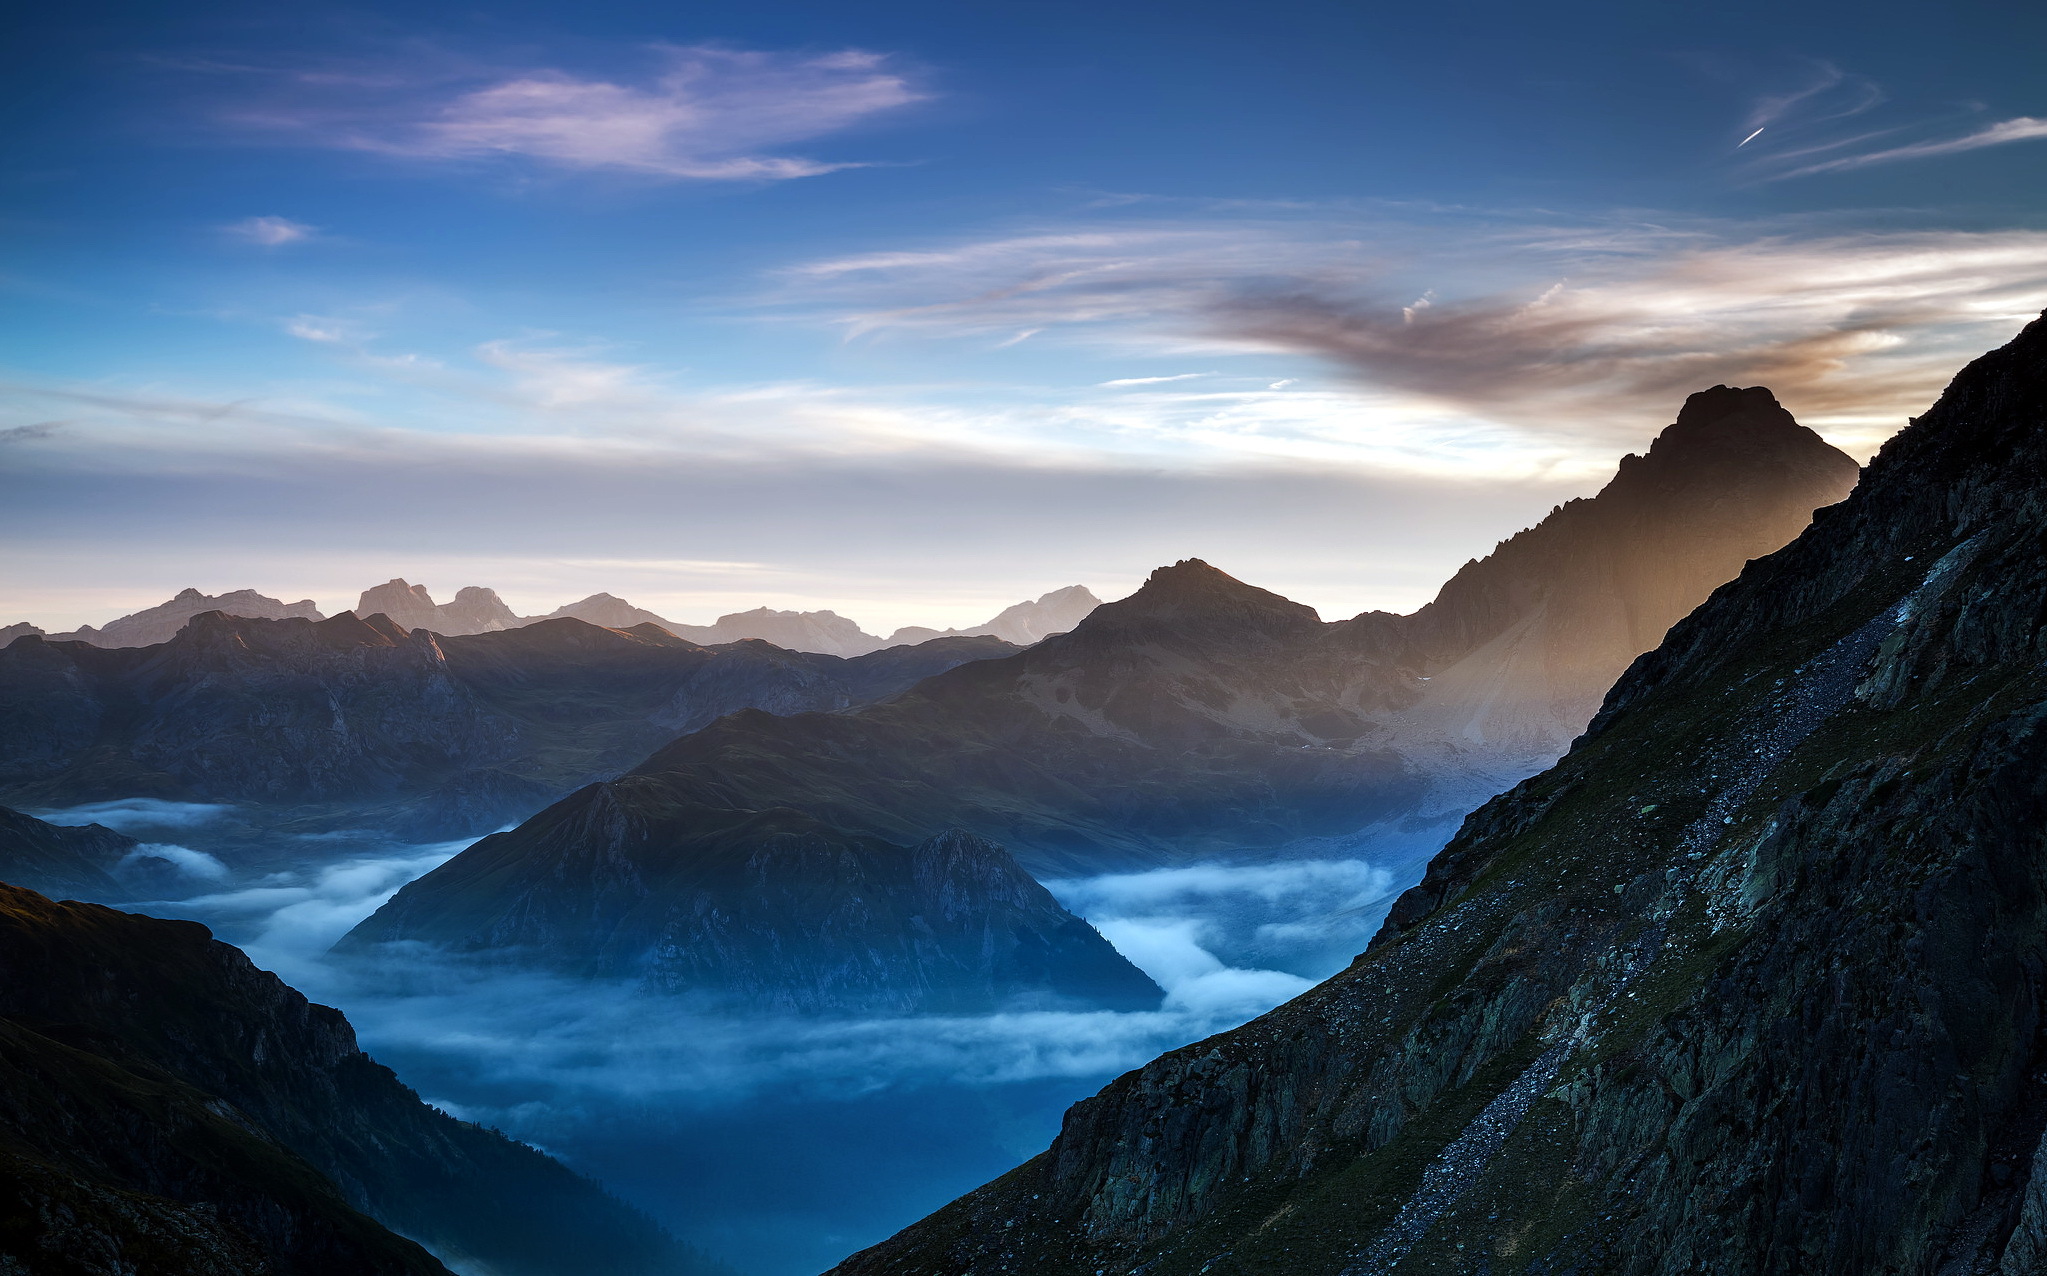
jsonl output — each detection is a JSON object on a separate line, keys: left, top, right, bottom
{"left": 0, "top": 877, "right": 725, "bottom": 1276}
{"left": 0, "top": 612, "right": 1017, "bottom": 840}
{"left": 546, "top": 591, "right": 675, "bottom": 630}
{"left": 358, "top": 388, "right": 1854, "bottom": 908}
{"left": 0, "top": 622, "right": 40, "bottom": 644}
{"left": 671, "top": 606, "right": 890, "bottom": 657}
{"left": 343, "top": 818, "right": 1162, "bottom": 1013}
{"left": 39, "top": 587, "right": 325, "bottom": 648}
{"left": 356, "top": 579, "right": 523, "bottom": 636}
{"left": 825, "top": 317, "right": 2047, "bottom": 1275}
{"left": 0, "top": 803, "right": 129, "bottom": 899}
{"left": 887, "top": 585, "right": 1103, "bottom": 646}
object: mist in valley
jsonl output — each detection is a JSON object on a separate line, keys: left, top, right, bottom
{"left": 36, "top": 799, "right": 1423, "bottom": 1275}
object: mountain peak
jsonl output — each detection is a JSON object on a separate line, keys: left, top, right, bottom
{"left": 1073, "top": 559, "right": 1321, "bottom": 641}
{"left": 1673, "top": 383, "right": 1783, "bottom": 427}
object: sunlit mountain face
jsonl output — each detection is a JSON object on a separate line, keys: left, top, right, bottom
{"left": 2, "top": 1, "right": 2044, "bottom": 1273}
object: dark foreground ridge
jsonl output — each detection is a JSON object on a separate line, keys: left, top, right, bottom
{"left": 826, "top": 318, "right": 2047, "bottom": 1274}
{"left": 0, "top": 867, "right": 726, "bottom": 1276}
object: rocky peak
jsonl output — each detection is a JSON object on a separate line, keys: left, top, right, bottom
{"left": 1067, "top": 559, "right": 1321, "bottom": 645}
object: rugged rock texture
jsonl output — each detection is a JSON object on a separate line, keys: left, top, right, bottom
{"left": 345, "top": 815, "right": 1162, "bottom": 1013}
{"left": 825, "top": 317, "right": 2047, "bottom": 1275}
{"left": 888, "top": 586, "right": 1103, "bottom": 646}
{"left": 0, "top": 883, "right": 720, "bottom": 1276}
{"left": 41, "top": 588, "right": 325, "bottom": 649}
{"left": 0, "top": 613, "right": 1015, "bottom": 838}
{"left": 354, "top": 581, "right": 523, "bottom": 636}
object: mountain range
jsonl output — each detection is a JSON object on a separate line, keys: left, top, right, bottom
{"left": 0, "top": 811, "right": 728, "bottom": 1276}
{"left": 345, "top": 386, "right": 1858, "bottom": 992}
{"left": 824, "top": 315, "right": 2047, "bottom": 1274}
{"left": 0, "top": 614, "right": 1015, "bottom": 842}
{"left": 5, "top": 582, "right": 1103, "bottom": 659}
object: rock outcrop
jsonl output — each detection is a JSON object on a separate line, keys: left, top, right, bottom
{"left": 825, "top": 317, "right": 2047, "bottom": 1275}
{"left": 345, "top": 817, "right": 1162, "bottom": 1014}
{"left": 0, "top": 882, "right": 720, "bottom": 1275}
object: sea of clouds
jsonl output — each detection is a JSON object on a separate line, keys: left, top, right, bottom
{"left": 32, "top": 803, "right": 1421, "bottom": 1274}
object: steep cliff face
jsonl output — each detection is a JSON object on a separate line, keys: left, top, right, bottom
{"left": 0, "top": 883, "right": 718, "bottom": 1276}
{"left": 343, "top": 807, "right": 1162, "bottom": 1014}
{"left": 0, "top": 613, "right": 1015, "bottom": 837}
{"left": 826, "top": 317, "right": 2047, "bottom": 1276}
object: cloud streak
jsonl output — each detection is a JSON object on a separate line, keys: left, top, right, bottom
{"left": 223, "top": 215, "right": 318, "bottom": 246}
{"left": 1772, "top": 116, "right": 2047, "bottom": 178}
{"left": 785, "top": 214, "right": 2047, "bottom": 447}
{"left": 220, "top": 44, "right": 926, "bottom": 182}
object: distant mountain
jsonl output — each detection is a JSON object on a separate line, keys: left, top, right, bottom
{"left": 344, "top": 817, "right": 1162, "bottom": 1013}
{"left": 341, "top": 387, "right": 1858, "bottom": 987}
{"left": 888, "top": 585, "right": 1102, "bottom": 646}
{"left": 39, "top": 587, "right": 324, "bottom": 648}
{"left": 546, "top": 591, "right": 675, "bottom": 630}
{"left": 0, "top": 803, "right": 128, "bottom": 899}
{"left": 824, "top": 318, "right": 2047, "bottom": 1276}
{"left": 0, "top": 870, "right": 725, "bottom": 1276}
{"left": 0, "top": 612, "right": 1017, "bottom": 840}
{"left": 357, "top": 579, "right": 523, "bottom": 635}
{"left": 0, "top": 622, "right": 40, "bottom": 645}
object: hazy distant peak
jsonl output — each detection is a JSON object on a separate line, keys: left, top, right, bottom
{"left": 1081, "top": 559, "right": 1321, "bottom": 635}
{"left": 39, "top": 587, "right": 326, "bottom": 648}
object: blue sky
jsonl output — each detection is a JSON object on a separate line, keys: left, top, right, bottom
{"left": 5, "top": 0, "right": 2046, "bottom": 632}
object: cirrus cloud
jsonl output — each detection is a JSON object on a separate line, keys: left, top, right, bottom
{"left": 218, "top": 44, "right": 928, "bottom": 182}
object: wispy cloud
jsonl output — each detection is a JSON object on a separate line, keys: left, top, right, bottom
{"left": 223, "top": 215, "right": 317, "bottom": 246}
{"left": 1099, "top": 372, "right": 1211, "bottom": 386}
{"left": 1774, "top": 115, "right": 2047, "bottom": 178}
{"left": 780, "top": 213, "right": 2047, "bottom": 447}
{"left": 219, "top": 44, "right": 927, "bottom": 182}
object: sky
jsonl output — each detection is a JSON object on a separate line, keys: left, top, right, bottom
{"left": 4, "top": 0, "right": 2047, "bottom": 634}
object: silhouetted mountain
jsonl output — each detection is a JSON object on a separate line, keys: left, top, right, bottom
{"left": 40, "top": 587, "right": 324, "bottom": 648}
{"left": 0, "top": 613, "right": 1018, "bottom": 840}
{"left": 0, "top": 804, "right": 129, "bottom": 900}
{"left": 826, "top": 318, "right": 2047, "bottom": 1275}
{"left": 888, "top": 585, "right": 1102, "bottom": 646}
{"left": 345, "top": 817, "right": 1161, "bottom": 1013}
{"left": 0, "top": 622, "right": 40, "bottom": 645}
{"left": 362, "top": 389, "right": 1853, "bottom": 905}
{"left": 0, "top": 881, "right": 725, "bottom": 1276}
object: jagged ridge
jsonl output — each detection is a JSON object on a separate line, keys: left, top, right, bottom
{"left": 825, "top": 316, "right": 2047, "bottom": 1274}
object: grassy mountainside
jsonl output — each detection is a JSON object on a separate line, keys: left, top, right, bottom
{"left": 826, "top": 317, "right": 2047, "bottom": 1274}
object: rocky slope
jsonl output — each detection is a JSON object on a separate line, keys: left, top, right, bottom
{"left": 0, "top": 612, "right": 1014, "bottom": 839}
{"left": 825, "top": 316, "right": 2047, "bottom": 1275}
{"left": 0, "top": 882, "right": 721, "bottom": 1276}
{"left": 362, "top": 388, "right": 1853, "bottom": 902}
{"left": 344, "top": 817, "right": 1162, "bottom": 1013}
